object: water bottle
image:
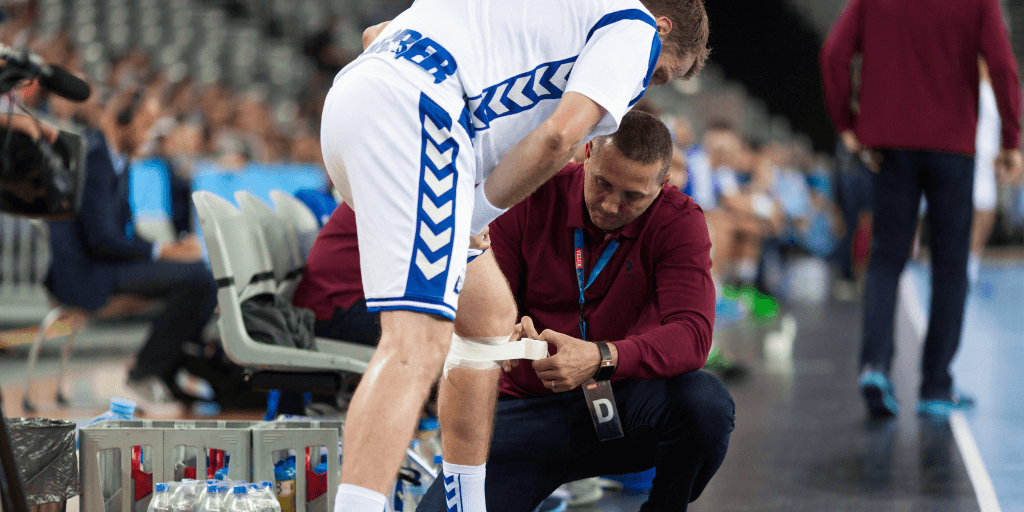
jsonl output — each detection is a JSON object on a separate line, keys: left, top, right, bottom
{"left": 253, "top": 482, "right": 280, "bottom": 512}
{"left": 170, "top": 479, "right": 200, "bottom": 512}
{"left": 273, "top": 457, "right": 296, "bottom": 512}
{"left": 77, "top": 398, "right": 137, "bottom": 444}
{"left": 147, "top": 483, "right": 173, "bottom": 512}
{"left": 198, "top": 485, "right": 227, "bottom": 512}
{"left": 226, "top": 486, "right": 255, "bottom": 512}
{"left": 194, "top": 480, "right": 218, "bottom": 509}
{"left": 412, "top": 416, "right": 442, "bottom": 471}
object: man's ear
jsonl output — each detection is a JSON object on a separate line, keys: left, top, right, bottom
{"left": 584, "top": 140, "right": 593, "bottom": 162}
{"left": 662, "top": 172, "right": 671, "bottom": 186}
{"left": 656, "top": 16, "right": 673, "bottom": 39}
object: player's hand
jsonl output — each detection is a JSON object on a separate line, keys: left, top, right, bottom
{"left": 469, "top": 226, "right": 490, "bottom": 251}
{"left": 362, "top": 21, "right": 391, "bottom": 50}
{"left": 532, "top": 329, "right": 602, "bottom": 392}
{"left": 501, "top": 316, "right": 539, "bottom": 373}
{"left": 159, "top": 235, "right": 202, "bottom": 262}
{"left": 995, "top": 149, "right": 1024, "bottom": 186}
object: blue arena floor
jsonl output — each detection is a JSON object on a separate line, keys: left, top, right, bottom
{"left": 907, "top": 262, "right": 1024, "bottom": 511}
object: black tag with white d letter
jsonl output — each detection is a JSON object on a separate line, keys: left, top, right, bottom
{"left": 583, "top": 379, "right": 624, "bottom": 441}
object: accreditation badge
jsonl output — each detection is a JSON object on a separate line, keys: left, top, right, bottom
{"left": 582, "top": 378, "right": 624, "bottom": 441}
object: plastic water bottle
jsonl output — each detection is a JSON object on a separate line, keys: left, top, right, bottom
{"left": 226, "top": 486, "right": 255, "bottom": 512}
{"left": 171, "top": 479, "right": 200, "bottom": 512}
{"left": 147, "top": 483, "right": 173, "bottom": 512}
{"left": 412, "top": 416, "right": 442, "bottom": 471}
{"left": 273, "top": 457, "right": 296, "bottom": 512}
{"left": 194, "top": 480, "right": 218, "bottom": 509}
{"left": 251, "top": 482, "right": 280, "bottom": 512}
{"left": 77, "top": 397, "right": 137, "bottom": 444}
{"left": 198, "top": 485, "right": 227, "bottom": 512}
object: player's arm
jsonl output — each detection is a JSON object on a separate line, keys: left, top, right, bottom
{"left": 481, "top": 92, "right": 605, "bottom": 210}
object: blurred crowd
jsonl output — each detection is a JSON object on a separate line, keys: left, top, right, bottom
{"left": 1, "top": 1, "right": 330, "bottom": 180}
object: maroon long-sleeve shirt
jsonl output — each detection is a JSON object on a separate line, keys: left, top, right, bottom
{"left": 492, "top": 164, "right": 715, "bottom": 399}
{"left": 821, "top": 0, "right": 1022, "bottom": 154}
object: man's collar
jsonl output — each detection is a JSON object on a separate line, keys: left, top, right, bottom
{"left": 567, "top": 164, "right": 659, "bottom": 240}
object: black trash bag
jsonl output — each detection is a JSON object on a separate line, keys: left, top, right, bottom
{"left": 5, "top": 418, "right": 79, "bottom": 506}
{"left": 240, "top": 293, "right": 318, "bottom": 351}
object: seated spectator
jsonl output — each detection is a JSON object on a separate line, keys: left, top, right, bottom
{"left": 45, "top": 88, "right": 218, "bottom": 407}
{"left": 293, "top": 111, "right": 735, "bottom": 510}
{"left": 704, "top": 123, "right": 784, "bottom": 288}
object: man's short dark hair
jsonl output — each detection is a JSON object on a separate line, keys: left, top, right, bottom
{"left": 593, "top": 110, "right": 673, "bottom": 179}
{"left": 640, "top": 0, "right": 710, "bottom": 79}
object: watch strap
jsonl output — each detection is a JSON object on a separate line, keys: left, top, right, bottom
{"left": 594, "top": 341, "right": 615, "bottom": 381}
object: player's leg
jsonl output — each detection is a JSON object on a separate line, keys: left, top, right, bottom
{"left": 341, "top": 311, "right": 454, "bottom": 494}
{"left": 439, "top": 249, "right": 518, "bottom": 511}
{"left": 320, "top": 61, "right": 476, "bottom": 511}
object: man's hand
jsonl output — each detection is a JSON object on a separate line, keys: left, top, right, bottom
{"left": 159, "top": 235, "right": 202, "bottom": 262}
{"left": 362, "top": 21, "right": 391, "bottom": 50}
{"left": 501, "top": 316, "right": 539, "bottom": 373}
{"left": 841, "top": 130, "right": 882, "bottom": 173}
{"left": 0, "top": 113, "right": 59, "bottom": 144}
{"left": 533, "top": 329, "right": 615, "bottom": 392}
{"left": 995, "top": 148, "right": 1024, "bottom": 186}
{"left": 469, "top": 226, "right": 490, "bottom": 252}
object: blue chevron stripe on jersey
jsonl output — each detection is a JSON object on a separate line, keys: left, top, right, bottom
{"left": 466, "top": 56, "right": 577, "bottom": 132}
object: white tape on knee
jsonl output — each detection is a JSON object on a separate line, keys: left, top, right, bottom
{"left": 443, "top": 334, "right": 549, "bottom": 378}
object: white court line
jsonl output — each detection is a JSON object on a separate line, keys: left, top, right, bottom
{"left": 950, "top": 411, "right": 1002, "bottom": 512}
{"left": 899, "top": 266, "right": 1001, "bottom": 512}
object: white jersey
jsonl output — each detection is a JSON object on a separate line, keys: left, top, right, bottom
{"left": 347, "top": 0, "right": 661, "bottom": 183}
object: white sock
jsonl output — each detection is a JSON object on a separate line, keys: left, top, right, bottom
{"left": 334, "top": 484, "right": 386, "bottom": 512}
{"left": 442, "top": 461, "right": 487, "bottom": 512}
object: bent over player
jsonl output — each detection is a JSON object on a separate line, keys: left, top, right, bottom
{"left": 320, "top": 1, "right": 710, "bottom": 510}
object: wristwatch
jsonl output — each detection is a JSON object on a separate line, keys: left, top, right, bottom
{"left": 593, "top": 341, "right": 616, "bottom": 382}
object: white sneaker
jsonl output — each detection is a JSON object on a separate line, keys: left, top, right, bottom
{"left": 124, "top": 376, "right": 181, "bottom": 416}
{"left": 558, "top": 478, "right": 603, "bottom": 507}
{"left": 175, "top": 368, "right": 216, "bottom": 401}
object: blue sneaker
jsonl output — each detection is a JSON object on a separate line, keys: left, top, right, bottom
{"left": 917, "top": 393, "right": 975, "bottom": 418}
{"left": 858, "top": 369, "right": 900, "bottom": 417}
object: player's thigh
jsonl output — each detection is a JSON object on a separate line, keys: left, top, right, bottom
{"left": 454, "top": 249, "right": 517, "bottom": 338}
{"left": 322, "top": 64, "right": 475, "bottom": 321}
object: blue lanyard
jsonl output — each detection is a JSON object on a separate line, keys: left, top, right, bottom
{"left": 574, "top": 228, "right": 619, "bottom": 341}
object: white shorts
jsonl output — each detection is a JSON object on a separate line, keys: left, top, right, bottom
{"left": 321, "top": 59, "right": 476, "bottom": 321}
{"left": 974, "top": 152, "right": 997, "bottom": 211}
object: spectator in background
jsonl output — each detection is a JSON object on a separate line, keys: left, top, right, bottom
{"left": 821, "top": 0, "right": 1024, "bottom": 418}
{"left": 45, "top": 87, "right": 217, "bottom": 408}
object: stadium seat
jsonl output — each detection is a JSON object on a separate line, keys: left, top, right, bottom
{"left": 269, "top": 189, "right": 319, "bottom": 261}
{"left": 234, "top": 190, "right": 302, "bottom": 300}
{"left": 192, "top": 191, "right": 372, "bottom": 375}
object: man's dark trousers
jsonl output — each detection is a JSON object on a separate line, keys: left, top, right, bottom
{"left": 114, "top": 260, "right": 218, "bottom": 381}
{"left": 859, "top": 150, "right": 974, "bottom": 400}
{"left": 419, "top": 370, "right": 735, "bottom": 512}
